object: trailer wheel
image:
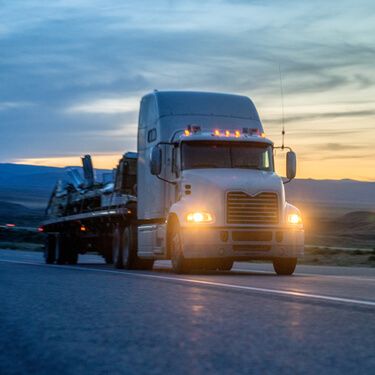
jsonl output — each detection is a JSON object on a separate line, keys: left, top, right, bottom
{"left": 170, "top": 222, "right": 191, "bottom": 274}
{"left": 112, "top": 226, "right": 123, "bottom": 269}
{"left": 56, "top": 234, "right": 68, "bottom": 265}
{"left": 66, "top": 249, "right": 78, "bottom": 265}
{"left": 218, "top": 259, "right": 233, "bottom": 271}
{"left": 44, "top": 235, "right": 56, "bottom": 264}
{"left": 273, "top": 257, "right": 297, "bottom": 275}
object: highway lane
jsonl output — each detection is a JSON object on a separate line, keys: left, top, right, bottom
{"left": 1, "top": 250, "right": 374, "bottom": 375}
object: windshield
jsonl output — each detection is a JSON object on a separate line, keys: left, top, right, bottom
{"left": 181, "top": 141, "right": 274, "bottom": 171}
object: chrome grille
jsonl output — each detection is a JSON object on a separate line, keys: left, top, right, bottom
{"left": 226, "top": 192, "right": 279, "bottom": 225}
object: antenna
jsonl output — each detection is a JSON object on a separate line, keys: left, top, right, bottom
{"left": 279, "top": 64, "right": 285, "bottom": 150}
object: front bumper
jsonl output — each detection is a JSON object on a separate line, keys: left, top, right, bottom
{"left": 180, "top": 226, "right": 304, "bottom": 260}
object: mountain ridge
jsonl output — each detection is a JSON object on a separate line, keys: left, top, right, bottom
{"left": 0, "top": 163, "right": 374, "bottom": 209}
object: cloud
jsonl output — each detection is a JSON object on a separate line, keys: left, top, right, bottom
{"left": 0, "top": 0, "right": 374, "bottom": 180}
{"left": 263, "top": 109, "right": 375, "bottom": 125}
{"left": 66, "top": 97, "right": 140, "bottom": 114}
{"left": 0, "top": 101, "right": 34, "bottom": 111}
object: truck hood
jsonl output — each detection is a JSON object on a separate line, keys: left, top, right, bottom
{"left": 173, "top": 168, "right": 285, "bottom": 226}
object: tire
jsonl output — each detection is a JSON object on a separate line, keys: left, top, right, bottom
{"left": 112, "top": 226, "right": 123, "bottom": 269}
{"left": 273, "top": 257, "right": 297, "bottom": 275}
{"left": 44, "top": 235, "right": 56, "bottom": 264}
{"left": 218, "top": 259, "right": 233, "bottom": 271}
{"left": 121, "top": 226, "right": 133, "bottom": 269}
{"left": 122, "top": 226, "right": 154, "bottom": 270}
{"left": 66, "top": 249, "right": 78, "bottom": 265}
{"left": 104, "top": 254, "right": 113, "bottom": 264}
{"left": 170, "top": 222, "right": 191, "bottom": 274}
{"left": 205, "top": 260, "right": 219, "bottom": 271}
{"left": 56, "top": 234, "right": 68, "bottom": 265}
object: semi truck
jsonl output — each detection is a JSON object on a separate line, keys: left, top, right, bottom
{"left": 42, "top": 91, "right": 304, "bottom": 275}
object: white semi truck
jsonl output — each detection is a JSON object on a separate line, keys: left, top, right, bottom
{"left": 43, "top": 91, "right": 304, "bottom": 275}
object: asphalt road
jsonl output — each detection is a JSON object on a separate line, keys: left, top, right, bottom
{"left": 1, "top": 250, "right": 374, "bottom": 375}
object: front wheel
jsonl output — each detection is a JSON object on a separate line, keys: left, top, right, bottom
{"left": 273, "top": 257, "right": 297, "bottom": 275}
{"left": 218, "top": 259, "right": 233, "bottom": 271}
{"left": 170, "top": 223, "right": 191, "bottom": 274}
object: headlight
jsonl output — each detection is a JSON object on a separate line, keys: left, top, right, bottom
{"left": 287, "top": 213, "right": 302, "bottom": 225}
{"left": 186, "top": 211, "right": 213, "bottom": 223}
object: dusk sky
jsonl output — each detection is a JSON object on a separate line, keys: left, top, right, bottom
{"left": 1, "top": 0, "right": 374, "bottom": 181}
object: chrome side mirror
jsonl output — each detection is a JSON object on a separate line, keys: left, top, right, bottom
{"left": 150, "top": 146, "right": 162, "bottom": 175}
{"left": 286, "top": 151, "right": 297, "bottom": 180}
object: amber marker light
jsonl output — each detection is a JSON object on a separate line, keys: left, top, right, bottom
{"left": 214, "top": 129, "right": 220, "bottom": 136}
{"left": 80, "top": 225, "right": 87, "bottom": 232}
{"left": 225, "top": 130, "right": 230, "bottom": 137}
{"left": 184, "top": 129, "right": 191, "bottom": 136}
{"left": 235, "top": 130, "right": 241, "bottom": 138}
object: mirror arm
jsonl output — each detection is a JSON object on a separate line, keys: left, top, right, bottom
{"left": 154, "top": 141, "right": 178, "bottom": 185}
{"left": 274, "top": 146, "right": 293, "bottom": 152}
{"left": 156, "top": 174, "right": 177, "bottom": 185}
{"left": 282, "top": 178, "right": 293, "bottom": 185}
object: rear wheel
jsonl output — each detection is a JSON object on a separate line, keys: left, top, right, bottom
{"left": 112, "top": 226, "right": 123, "bottom": 269}
{"left": 122, "top": 226, "right": 154, "bottom": 270}
{"left": 170, "top": 222, "right": 190, "bottom": 274}
{"left": 44, "top": 235, "right": 56, "bottom": 264}
{"left": 273, "top": 257, "right": 297, "bottom": 275}
{"left": 56, "top": 234, "right": 68, "bottom": 265}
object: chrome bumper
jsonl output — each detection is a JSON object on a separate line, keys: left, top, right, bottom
{"left": 180, "top": 226, "right": 304, "bottom": 259}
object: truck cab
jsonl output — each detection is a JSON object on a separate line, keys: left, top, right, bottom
{"left": 134, "top": 91, "right": 304, "bottom": 274}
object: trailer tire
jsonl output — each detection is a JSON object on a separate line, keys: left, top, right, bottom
{"left": 44, "top": 235, "right": 56, "bottom": 264}
{"left": 112, "top": 226, "right": 123, "bottom": 269}
{"left": 170, "top": 222, "right": 191, "bottom": 274}
{"left": 273, "top": 257, "right": 297, "bottom": 275}
{"left": 56, "top": 234, "right": 68, "bottom": 265}
{"left": 66, "top": 249, "right": 78, "bottom": 265}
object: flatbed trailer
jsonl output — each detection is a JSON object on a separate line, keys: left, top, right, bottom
{"left": 41, "top": 153, "right": 143, "bottom": 266}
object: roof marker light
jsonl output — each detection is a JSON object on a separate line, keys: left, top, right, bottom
{"left": 225, "top": 130, "right": 230, "bottom": 137}
{"left": 184, "top": 129, "right": 191, "bottom": 136}
{"left": 214, "top": 129, "right": 220, "bottom": 136}
{"left": 235, "top": 130, "right": 241, "bottom": 138}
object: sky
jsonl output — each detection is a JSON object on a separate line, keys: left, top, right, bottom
{"left": 0, "top": 0, "right": 374, "bottom": 181}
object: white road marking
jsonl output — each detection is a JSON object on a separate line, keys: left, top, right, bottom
{"left": 155, "top": 262, "right": 375, "bottom": 282}
{"left": 1, "top": 258, "right": 375, "bottom": 307}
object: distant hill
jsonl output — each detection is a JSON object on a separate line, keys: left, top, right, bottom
{"left": 0, "top": 163, "right": 374, "bottom": 214}
{"left": 0, "top": 200, "right": 43, "bottom": 226}
{"left": 0, "top": 163, "right": 111, "bottom": 208}
{"left": 285, "top": 179, "right": 375, "bottom": 206}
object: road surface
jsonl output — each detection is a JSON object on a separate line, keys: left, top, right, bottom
{"left": 1, "top": 249, "right": 374, "bottom": 374}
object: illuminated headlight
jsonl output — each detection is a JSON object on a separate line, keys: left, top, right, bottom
{"left": 186, "top": 211, "right": 213, "bottom": 223}
{"left": 287, "top": 213, "right": 302, "bottom": 225}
